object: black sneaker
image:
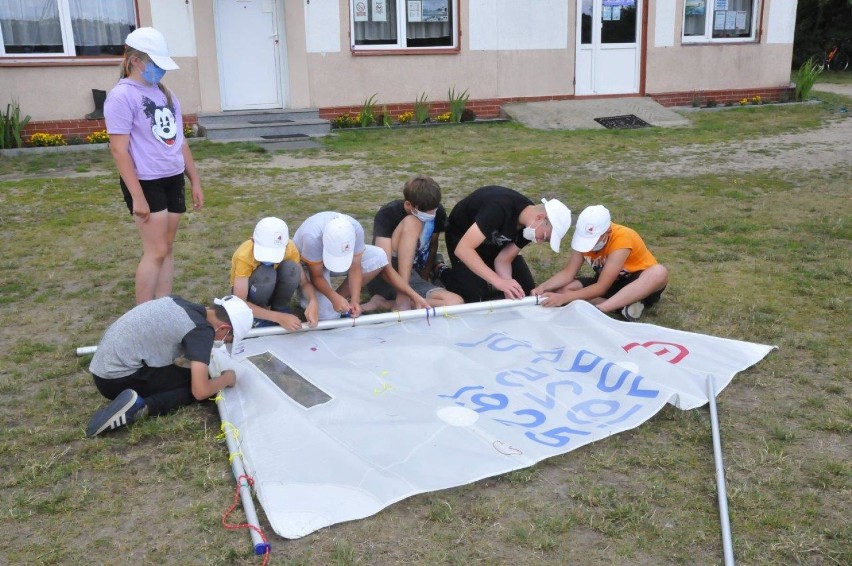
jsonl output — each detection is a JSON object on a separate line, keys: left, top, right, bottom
{"left": 86, "top": 389, "right": 147, "bottom": 437}
{"left": 621, "top": 302, "right": 644, "bottom": 322}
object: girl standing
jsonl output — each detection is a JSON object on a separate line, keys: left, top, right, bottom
{"left": 104, "top": 27, "right": 202, "bottom": 304}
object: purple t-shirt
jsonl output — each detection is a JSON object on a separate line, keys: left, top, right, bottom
{"left": 104, "top": 78, "right": 186, "bottom": 180}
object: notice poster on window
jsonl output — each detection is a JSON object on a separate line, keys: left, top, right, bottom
{"left": 612, "top": 6, "right": 621, "bottom": 20}
{"left": 372, "top": 0, "right": 387, "bottom": 22}
{"left": 724, "top": 10, "right": 737, "bottom": 30}
{"left": 603, "top": 6, "right": 612, "bottom": 20}
{"left": 423, "top": 0, "right": 449, "bottom": 23}
{"left": 685, "top": 0, "right": 706, "bottom": 16}
{"left": 408, "top": 0, "right": 422, "bottom": 22}
{"left": 354, "top": 1, "right": 368, "bottom": 22}
{"left": 714, "top": 11, "right": 726, "bottom": 30}
{"left": 715, "top": 0, "right": 728, "bottom": 9}
{"left": 735, "top": 10, "right": 747, "bottom": 29}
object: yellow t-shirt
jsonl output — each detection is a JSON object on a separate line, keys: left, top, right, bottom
{"left": 229, "top": 238, "right": 301, "bottom": 285}
{"left": 582, "top": 223, "right": 657, "bottom": 277}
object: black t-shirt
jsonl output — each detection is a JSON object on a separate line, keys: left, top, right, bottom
{"left": 446, "top": 186, "right": 533, "bottom": 249}
{"left": 372, "top": 199, "right": 448, "bottom": 241}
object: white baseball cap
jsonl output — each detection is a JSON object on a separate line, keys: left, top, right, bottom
{"left": 571, "top": 205, "right": 612, "bottom": 252}
{"left": 542, "top": 198, "right": 572, "bottom": 253}
{"left": 252, "top": 217, "right": 289, "bottom": 264}
{"left": 125, "top": 27, "right": 179, "bottom": 71}
{"left": 322, "top": 215, "right": 356, "bottom": 273}
{"left": 214, "top": 295, "right": 253, "bottom": 357}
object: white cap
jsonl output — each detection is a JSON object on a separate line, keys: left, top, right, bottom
{"left": 125, "top": 27, "right": 179, "bottom": 71}
{"left": 214, "top": 295, "right": 253, "bottom": 357}
{"left": 252, "top": 217, "right": 288, "bottom": 264}
{"left": 322, "top": 215, "right": 356, "bottom": 273}
{"left": 542, "top": 198, "right": 572, "bottom": 253}
{"left": 571, "top": 205, "right": 612, "bottom": 252}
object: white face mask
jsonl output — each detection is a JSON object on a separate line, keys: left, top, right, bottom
{"left": 591, "top": 236, "right": 608, "bottom": 252}
{"left": 413, "top": 209, "right": 436, "bottom": 222}
{"left": 523, "top": 219, "right": 543, "bottom": 242}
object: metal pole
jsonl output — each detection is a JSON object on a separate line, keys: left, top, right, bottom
{"left": 216, "top": 392, "right": 271, "bottom": 556}
{"left": 75, "top": 296, "right": 543, "bottom": 356}
{"left": 707, "top": 374, "right": 736, "bottom": 566}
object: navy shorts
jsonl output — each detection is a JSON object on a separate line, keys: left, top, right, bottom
{"left": 579, "top": 270, "right": 665, "bottom": 307}
{"left": 121, "top": 172, "right": 186, "bottom": 214}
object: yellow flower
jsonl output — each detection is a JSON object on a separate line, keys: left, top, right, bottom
{"left": 86, "top": 130, "right": 109, "bottom": 144}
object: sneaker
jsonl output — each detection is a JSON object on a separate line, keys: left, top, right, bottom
{"left": 86, "top": 389, "right": 147, "bottom": 437}
{"left": 621, "top": 301, "right": 644, "bottom": 322}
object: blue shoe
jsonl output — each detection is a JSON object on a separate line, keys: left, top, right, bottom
{"left": 86, "top": 389, "right": 147, "bottom": 437}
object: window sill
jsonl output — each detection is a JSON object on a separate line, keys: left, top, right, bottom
{"left": 680, "top": 39, "right": 758, "bottom": 46}
{"left": 350, "top": 47, "right": 460, "bottom": 56}
{"left": 0, "top": 56, "right": 123, "bottom": 68}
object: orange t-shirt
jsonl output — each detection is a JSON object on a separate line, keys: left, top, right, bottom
{"left": 582, "top": 223, "right": 657, "bottom": 277}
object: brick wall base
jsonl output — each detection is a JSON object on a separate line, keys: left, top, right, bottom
{"left": 318, "top": 95, "right": 578, "bottom": 121}
{"left": 15, "top": 85, "right": 797, "bottom": 143}
{"left": 649, "top": 86, "right": 796, "bottom": 107}
{"left": 21, "top": 115, "right": 198, "bottom": 144}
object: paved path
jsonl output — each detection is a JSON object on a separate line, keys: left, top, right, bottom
{"left": 502, "top": 97, "right": 690, "bottom": 131}
{"left": 503, "top": 82, "right": 852, "bottom": 132}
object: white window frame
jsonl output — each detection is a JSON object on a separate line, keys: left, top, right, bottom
{"left": 0, "top": 0, "right": 137, "bottom": 58}
{"left": 682, "top": 0, "right": 759, "bottom": 44}
{"left": 349, "top": 0, "right": 459, "bottom": 52}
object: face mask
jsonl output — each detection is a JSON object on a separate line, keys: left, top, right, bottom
{"left": 413, "top": 209, "right": 436, "bottom": 222}
{"left": 522, "top": 219, "right": 542, "bottom": 242}
{"left": 591, "top": 236, "right": 608, "bottom": 252}
{"left": 141, "top": 61, "right": 166, "bottom": 85}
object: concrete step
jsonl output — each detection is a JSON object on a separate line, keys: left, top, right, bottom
{"left": 199, "top": 118, "right": 331, "bottom": 142}
{"left": 196, "top": 108, "right": 321, "bottom": 126}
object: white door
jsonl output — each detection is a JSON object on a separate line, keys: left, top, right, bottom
{"left": 575, "top": 0, "right": 642, "bottom": 96}
{"left": 214, "top": 0, "right": 286, "bottom": 110}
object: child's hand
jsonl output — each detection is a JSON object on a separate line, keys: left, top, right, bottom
{"left": 276, "top": 312, "right": 303, "bottom": 332}
{"left": 305, "top": 300, "right": 319, "bottom": 328}
{"left": 220, "top": 369, "right": 237, "bottom": 388}
{"left": 349, "top": 301, "right": 362, "bottom": 318}
{"left": 330, "top": 293, "right": 351, "bottom": 315}
{"left": 539, "top": 292, "right": 567, "bottom": 308}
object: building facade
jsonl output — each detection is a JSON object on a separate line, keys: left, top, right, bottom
{"left": 0, "top": 1, "right": 798, "bottom": 140}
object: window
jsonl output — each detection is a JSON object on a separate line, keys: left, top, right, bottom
{"left": 351, "top": 0, "right": 457, "bottom": 51}
{"left": 0, "top": 0, "right": 136, "bottom": 57}
{"left": 683, "top": 0, "right": 758, "bottom": 43}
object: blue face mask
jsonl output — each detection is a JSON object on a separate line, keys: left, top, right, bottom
{"left": 141, "top": 61, "right": 166, "bottom": 85}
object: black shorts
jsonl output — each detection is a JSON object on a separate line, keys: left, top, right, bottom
{"left": 121, "top": 172, "right": 186, "bottom": 215}
{"left": 579, "top": 270, "right": 665, "bottom": 307}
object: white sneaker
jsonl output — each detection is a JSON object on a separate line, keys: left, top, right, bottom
{"left": 621, "top": 302, "right": 644, "bottom": 322}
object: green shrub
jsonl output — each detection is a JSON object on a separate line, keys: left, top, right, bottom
{"left": 1, "top": 99, "right": 31, "bottom": 149}
{"left": 359, "top": 94, "right": 378, "bottom": 127}
{"left": 794, "top": 57, "right": 823, "bottom": 101}
{"left": 414, "top": 93, "right": 430, "bottom": 124}
{"left": 448, "top": 87, "right": 470, "bottom": 123}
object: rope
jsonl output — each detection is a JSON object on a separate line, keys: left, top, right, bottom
{"left": 221, "top": 474, "right": 270, "bottom": 565}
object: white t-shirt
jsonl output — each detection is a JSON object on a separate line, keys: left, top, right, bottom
{"left": 292, "top": 211, "right": 367, "bottom": 265}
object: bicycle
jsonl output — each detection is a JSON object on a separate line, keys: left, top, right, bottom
{"left": 817, "top": 39, "right": 850, "bottom": 71}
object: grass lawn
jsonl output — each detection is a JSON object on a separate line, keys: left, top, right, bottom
{"left": 0, "top": 91, "right": 849, "bottom": 565}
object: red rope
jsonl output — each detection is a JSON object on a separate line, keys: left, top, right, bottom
{"left": 222, "top": 474, "right": 270, "bottom": 565}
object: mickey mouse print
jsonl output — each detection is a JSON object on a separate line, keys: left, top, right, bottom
{"left": 142, "top": 97, "right": 178, "bottom": 147}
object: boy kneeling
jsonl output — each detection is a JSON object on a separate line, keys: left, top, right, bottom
{"left": 533, "top": 205, "right": 668, "bottom": 321}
